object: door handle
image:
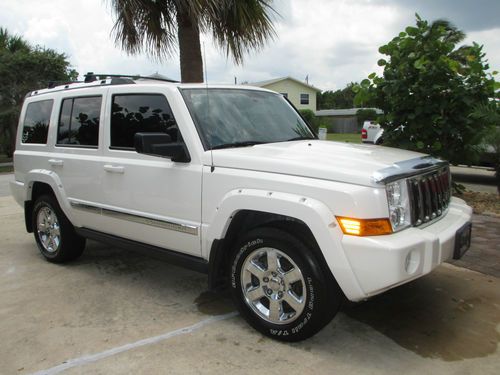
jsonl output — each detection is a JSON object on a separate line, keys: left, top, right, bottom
{"left": 48, "top": 159, "right": 64, "bottom": 166}
{"left": 104, "top": 164, "right": 125, "bottom": 174}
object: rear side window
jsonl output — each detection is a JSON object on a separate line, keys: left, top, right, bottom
{"left": 110, "top": 94, "right": 179, "bottom": 149}
{"left": 22, "top": 100, "right": 53, "bottom": 144}
{"left": 57, "top": 96, "right": 101, "bottom": 147}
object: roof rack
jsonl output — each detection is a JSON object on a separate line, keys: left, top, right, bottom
{"left": 27, "top": 72, "right": 179, "bottom": 98}
{"left": 84, "top": 72, "right": 179, "bottom": 84}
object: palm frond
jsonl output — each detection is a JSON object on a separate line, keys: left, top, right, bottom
{"left": 428, "top": 18, "right": 465, "bottom": 44}
{"left": 204, "top": 0, "right": 277, "bottom": 64}
{"left": 108, "top": 0, "right": 278, "bottom": 68}
{"left": 109, "top": 0, "right": 178, "bottom": 59}
{"left": 0, "top": 27, "right": 30, "bottom": 53}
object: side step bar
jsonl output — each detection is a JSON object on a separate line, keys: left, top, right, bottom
{"left": 75, "top": 227, "right": 209, "bottom": 274}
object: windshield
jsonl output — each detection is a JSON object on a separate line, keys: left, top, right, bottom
{"left": 180, "top": 88, "right": 315, "bottom": 150}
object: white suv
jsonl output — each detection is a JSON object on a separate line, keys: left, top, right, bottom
{"left": 11, "top": 74, "right": 472, "bottom": 341}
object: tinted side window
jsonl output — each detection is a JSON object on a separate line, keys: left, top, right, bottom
{"left": 57, "top": 96, "right": 101, "bottom": 147}
{"left": 22, "top": 100, "right": 53, "bottom": 144}
{"left": 111, "top": 94, "right": 179, "bottom": 149}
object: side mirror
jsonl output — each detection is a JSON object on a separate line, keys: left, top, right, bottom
{"left": 134, "top": 132, "right": 191, "bottom": 162}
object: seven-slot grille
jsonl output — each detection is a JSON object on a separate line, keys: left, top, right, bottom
{"left": 407, "top": 166, "right": 451, "bottom": 226}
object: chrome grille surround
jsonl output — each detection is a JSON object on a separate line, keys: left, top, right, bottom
{"left": 373, "top": 156, "right": 452, "bottom": 229}
{"left": 407, "top": 166, "right": 451, "bottom": 227}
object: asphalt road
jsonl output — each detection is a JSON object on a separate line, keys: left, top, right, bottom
{"left": 0, "top": 195, "right": 498, "bottom": 374}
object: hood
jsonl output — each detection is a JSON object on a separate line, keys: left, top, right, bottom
{"left": 210, "top": 140, "right": 426, "bottom": 187}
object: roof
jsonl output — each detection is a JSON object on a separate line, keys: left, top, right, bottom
{"left": 315, "top": 108, "right": 383, "bottom": 116}
{"left": 250, "top": 76, "right": 322, "bottom": 92}
{"left": 26, "top": 78, "right": 275, "bottom": 98}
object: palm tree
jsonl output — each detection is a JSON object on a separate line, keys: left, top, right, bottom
{"left": 109, "top": 0, "right": 277, "bottom": 83}
{"left": 0, "top": 27, "right": 31, "bottom": 54}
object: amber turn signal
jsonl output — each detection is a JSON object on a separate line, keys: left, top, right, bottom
{"left": 336, "top": 217, "right": 393, "bottom": 236}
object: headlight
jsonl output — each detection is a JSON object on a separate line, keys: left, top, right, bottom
{"left": 386, "top": 179, "right": 411, "bottom": 232}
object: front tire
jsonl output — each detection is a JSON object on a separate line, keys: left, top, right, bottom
{"left": 229, "top": 227, "right": 342, "bottom": 341}
{"left": 32, "top": 194, "right": 86, "bottom": 263}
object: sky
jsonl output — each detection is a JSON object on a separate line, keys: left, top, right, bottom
{"left": 0, "top": 0, "right": 499, "bottom": 92}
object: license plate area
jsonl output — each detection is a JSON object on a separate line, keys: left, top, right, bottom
{"left": 453, "top": 222, "right": 472, "bottom": 260}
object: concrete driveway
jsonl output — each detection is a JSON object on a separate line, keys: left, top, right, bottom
{"left": 0, "top": 195, "right": 499, "bottom": 374}
{"left": 0, "top": 173, "right": 14, "bottom": 197}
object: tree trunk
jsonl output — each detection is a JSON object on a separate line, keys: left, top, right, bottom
{"left": 8, "top": 114, "right": 17, "bottom": 157}
{"left": 176, "top": 10, "right": 204, "bottom": 83}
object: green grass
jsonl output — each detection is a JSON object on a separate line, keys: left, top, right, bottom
{"left": 0, "top": 166, "right": 13, "bottom": 174}
{"left": 0, "top": 155, "right": 13, "bottom": 163}
{"left": 326, "top": 133, "right": 362, "bottom": 144}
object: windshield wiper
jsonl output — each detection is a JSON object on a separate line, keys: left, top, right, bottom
{"left": 211, "top": 141, "right": 265, "bottom": 150}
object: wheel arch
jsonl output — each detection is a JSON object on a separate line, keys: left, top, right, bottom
{"left": 205, "top": 189, "right": 353, "bottom": 295}
{"left": 23, "top": 170, "right": 73, "bottom": 232}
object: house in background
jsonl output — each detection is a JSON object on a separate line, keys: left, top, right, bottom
{"left": 251, "top": 76, "right": 321, "bottom": 111}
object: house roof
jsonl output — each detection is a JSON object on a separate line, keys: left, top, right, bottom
{"left": 315, "top": 108, "right": 383, "bottom": 117}
{"left": 251, "top": 76, "right": 322, "bottom": 92}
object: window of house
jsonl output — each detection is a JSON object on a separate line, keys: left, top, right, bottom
{"left": 22, "top": 100, "right": 53, "bottom": 144}
{"left": 300, "top": 93, "right": 309, "bottom": 105}
{"left": 110, "top": 94, "right": 179, "bottom": 149}
{"left": 57, "top": 96, "right": 101, "bottom": 147}
{"left": 280, "top": 93, "right": 288, "bottom": 99}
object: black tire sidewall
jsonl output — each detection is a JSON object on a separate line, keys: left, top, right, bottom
{"left": 230, "top": 227, "right": 336, "bottom": 341}
{"left": 32, "top": 194, "right": 84, "bottom": 262}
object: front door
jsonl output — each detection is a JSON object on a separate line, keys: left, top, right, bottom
{"left": 99, "top": 88, "right": 202, "bottom": 256}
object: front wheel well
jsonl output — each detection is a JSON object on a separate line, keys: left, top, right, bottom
{"left": 24, "top": 182, "right": 56, "bottom": 233}
{"left": 208, "top": 210, "right": 335, "bottom": 291}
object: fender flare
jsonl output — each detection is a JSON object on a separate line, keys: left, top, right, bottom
{"left": 24, "top": 169, "right": 79, "bottom": 226}
{"left": 204, "top": 188, "right": 364, "bottom": 298}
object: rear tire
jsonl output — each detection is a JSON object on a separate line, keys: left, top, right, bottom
{"left": 32, "top": 194, "right": 86, "bottom": 263}
{"left": 229, "top": 227, "right": 342, "bottom": 341}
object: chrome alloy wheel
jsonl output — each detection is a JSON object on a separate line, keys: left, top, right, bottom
{"left": 36, "top": 206, "right": 61, "bottom": 253}
{"left": 240, "top": 247, "right": 306, "bottom": 325}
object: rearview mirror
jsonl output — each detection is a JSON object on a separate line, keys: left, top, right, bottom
{"left": 134, "top": 132, "right": 190, "bottom": 162}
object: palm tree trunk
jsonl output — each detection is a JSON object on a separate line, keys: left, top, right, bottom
{"left": 176, "top": 10, "right": 203, "bottom": 83}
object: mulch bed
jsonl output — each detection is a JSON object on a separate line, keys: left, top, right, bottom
{"left": 457, "top": 191, "right": 500, "bottom": 216}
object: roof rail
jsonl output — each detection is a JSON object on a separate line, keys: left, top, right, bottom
{"left": 26, "top": 72, "right": 179, "bottom": 98}
{"left": 47, "top": 80, "right": 82, "bottom": 89}
{"left": 84, "top": 72, "right": 179, "bottom": 83}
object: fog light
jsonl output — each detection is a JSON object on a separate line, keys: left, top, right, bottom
{"left": 404, "top": 249, "right": 420, "bottom": 274}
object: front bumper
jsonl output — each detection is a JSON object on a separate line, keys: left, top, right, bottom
{"left": 341, "top": 197, "right": 472, "bottom": 301}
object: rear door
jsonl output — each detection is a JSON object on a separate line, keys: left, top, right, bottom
{"left": 51, "top": 91, "right": 106, "bottom": 229}
{"left": 366, "top": 121, "right": 380, "bottom": 143}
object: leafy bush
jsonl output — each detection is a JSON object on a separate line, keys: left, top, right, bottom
{"left": 354, "top": 15, "right": 497, "bottom": 166}
{"left": 299, "top": 109, "right": 319, "bottom": 132}
{"left": 471, "top": 102, "right": 500, "bottom": 193}
{"left": 356, "top": 109, "right": 378, "bottom": 128}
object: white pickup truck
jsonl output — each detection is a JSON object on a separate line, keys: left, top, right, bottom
{"left": 361, "top": 120, "right": 384, "bottom": 144}
{"left": 11, "top": 74, "right": 472, "bottom": 341}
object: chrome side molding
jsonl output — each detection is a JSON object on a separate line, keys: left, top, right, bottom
{"left": 70, "top": 201, "right": 199, "bottom": 235}
{"left": 372, "top": 156, "right": 448, "bottom": 184}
